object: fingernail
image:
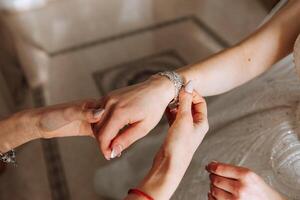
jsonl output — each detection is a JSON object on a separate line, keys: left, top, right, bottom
{"left": 185, "top": 80, "right": 194, "bottom": 94}
{"left": 110, "top": 144, "right": 123, "bottom": 159}
{"left": 93, "top": 108, "right": 104, "bottom": 118}
{"left": 208, "top": 161, "right": 218, "bottom": 171}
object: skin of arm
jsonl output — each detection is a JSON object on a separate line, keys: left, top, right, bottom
{"left": 177, "top": 0, "right": 300, "bottom": 96}
{"left": 0, "top": 99, "right": 104, "bottom": 153}
{"left": 0, "top": 111, "right": 39, "bottom": 153}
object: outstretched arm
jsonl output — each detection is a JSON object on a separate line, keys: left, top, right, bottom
{"left": 0, "top": 99, "right": 104, "bottom": 154}
{"left": 178, "top": 0, "right": 300, "bottom": 96}
{"left": 94, "top": 0, "right": 300, "bottom": 160}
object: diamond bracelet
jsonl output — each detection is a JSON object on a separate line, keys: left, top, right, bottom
{"left": 157, "top": 71, "right": 184, "bottom": 105}
{"left": 0, "top": 149, "right": 16, "bottom": 164}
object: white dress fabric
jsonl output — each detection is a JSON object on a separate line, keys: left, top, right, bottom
{"left": 95, "top": 1, "right": 300, "bottom": 199}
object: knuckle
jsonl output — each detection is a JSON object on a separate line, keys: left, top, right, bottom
{"left": 112, "top": 107, "right": 127, "bottom": 121}
{"left": 232, "top": 183, "right": 243, "bottom": 195}
{"left": 105, "top": 96, "right": 118, "bottom": 107}
{"left": 114, "top": 103, "right": 127, "bottom": 112}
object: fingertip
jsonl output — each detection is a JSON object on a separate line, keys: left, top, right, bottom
{"left": 184, "top": 80, "right": 194, "bottom": 94}
{"left": 178, "top": 81, "right": 193, "bottom": 101}
{"left": 110, "top": 143, "right": 123, "bottom": 159}
{"left": 98, "top": 138, "right": 111, "bottom": 161}
{"left": 207, "top": 161, "right": 219, "bottom": 172}
{"left": 103, "top": 150, "right": 111, "bottom": 161}
{"left": 92, "top": 108, "right": 105, "bottom": 119}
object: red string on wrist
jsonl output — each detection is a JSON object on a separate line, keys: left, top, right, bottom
{"left": 128, "top": 188, "right": 154, "bottom": 200}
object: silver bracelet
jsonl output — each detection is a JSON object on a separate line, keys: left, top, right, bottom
{"left": 0, "top": 149, "right": 16, "bottom": 164}
{"left": 158, "top": 71, "right": 184, "bottom": 104}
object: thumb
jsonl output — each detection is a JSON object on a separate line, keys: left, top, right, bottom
{"left": 74, "top": 107, "right": 105, "bottom": 123}
{"left": 109, "top": 122, "right": 148, "bottom": 159}
{"left": 176, "top": 81, "right": 194, "bottom": 119}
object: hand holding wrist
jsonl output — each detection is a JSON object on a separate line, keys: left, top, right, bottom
{"left": 134, "top": 86, "right": 209, "bottom": 199}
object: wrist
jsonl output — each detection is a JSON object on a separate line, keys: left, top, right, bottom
{"left": 148, "top": 75, "right": 176, "bottom": 105}
{"left": 14, "top": 109, "right": 41, "bottom": 140}
{"left": 138, "top": 148, "right": 189, "bottom": 199}
{"left": 0, "top": 109, "right": 40, "bottom": 153}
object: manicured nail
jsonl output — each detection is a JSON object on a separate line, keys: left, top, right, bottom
{"left": 208, "top": 161, "right": 218, "bottom": 171}
{"left": 93, "top": 108, "right": 104, "bottom": 118}
{"left": 110, "top": 144, "right": 123, "bottom": 159}
{"left": 185, "top": 80, "right": 194, "bottom": 94}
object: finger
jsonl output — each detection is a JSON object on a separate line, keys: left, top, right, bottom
{"left": 191, "top": 91, "right": 208, "bottom": 124}
{"left": 165, "top": 107, "right": 177, "bottom": 126}
{"left": 96, "top": 106, "right": 130, "bottom": 160}
{"left": 209, "top": 174, "right": 239, "bottom": 194}
{"left": 206, "top": 161, "right": 250, "bottom": 180}
{"left": 86, "top": 108, "right": 105, "bottom": 123}
{"left": 176, "top": 81, "right": 193, "bottom": 120}
{"left": 74, "top": 99, "right": 105, "bottom": 123}
{"left": 109, "top": 122, "right": 148, "bottom": 159}
{"left": 208, "top": 192, "right": 216, "bottom": 200}
{"left": 65, "top": 104, "right": 105, "bottom": 124}
{"left": 210, "top": 185, "right": 234, "bottom": 200}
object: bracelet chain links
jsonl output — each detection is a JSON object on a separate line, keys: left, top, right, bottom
{"left": 158, "top": 71, "right": 184, "bottom": 105}
{"left": 0, "top": 149, "right": 16, "bottom": 164}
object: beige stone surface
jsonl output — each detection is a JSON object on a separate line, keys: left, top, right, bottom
{"left": 0, "top": 140, "right": 51, "bottom": 200}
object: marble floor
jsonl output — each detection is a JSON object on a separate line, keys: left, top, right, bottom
{"left": 0, "top": 0, "right": 271, "bottom": 199}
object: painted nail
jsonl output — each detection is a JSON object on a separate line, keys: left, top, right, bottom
{"left": 110, "top": 144, "right": 123, "bottom": 159}
{"left": 93, "top": 108, "right": 104, "bottom": 118}
{"left": 185, "top": 80, "right": 194, "bottom": 94}
{"left": 209, "top": 161, "right": 218, "bottom": 171}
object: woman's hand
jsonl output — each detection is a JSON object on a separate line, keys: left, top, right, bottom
{"left": 206, "top": 162, "right": 286, "bottom": 200}
{"left": 163, "top": 81, "right": 209, "bottom": 161}
{"left": 126, "top": 81, "right": 209, "bottom": 200}
{"left": 34, "top": 99, "right": 104, "bottom": 139}
{"left": 93, "top": 75, "right": 175, "bottom": 160}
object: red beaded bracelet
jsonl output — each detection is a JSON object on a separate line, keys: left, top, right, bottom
{"left": 128, "top": 188, "right": 154, "bottom": 200}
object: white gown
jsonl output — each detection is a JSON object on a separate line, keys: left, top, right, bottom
{"left": 95, "top": 1, "right": 300, "bottom": 199}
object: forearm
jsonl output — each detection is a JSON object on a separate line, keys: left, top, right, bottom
{"left": 177, "top": 0, "right": 300, "bottom": 96}
{"left": 125, "top": 150, "right": 193, "bottom": 200}
{"left": 0, "top": 110, "right": 39, "bottom": 153}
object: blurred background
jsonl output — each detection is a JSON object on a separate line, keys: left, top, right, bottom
{"left": 0, "top": 0, "right": 279, "bottom": 199}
